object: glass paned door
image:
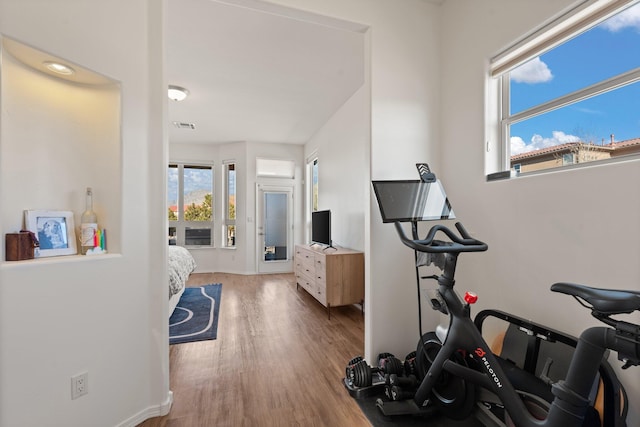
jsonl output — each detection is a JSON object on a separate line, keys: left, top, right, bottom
{"left": 257, "top": 184, "right": 293, "bottom": 273}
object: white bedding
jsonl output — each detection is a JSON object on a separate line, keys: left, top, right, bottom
{"left": 168, "top": 245, "right": 197, "bottom": 316}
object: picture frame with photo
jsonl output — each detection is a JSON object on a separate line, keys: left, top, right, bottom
{"left": 24, "top": 210, "right": 77, "bottom": 257}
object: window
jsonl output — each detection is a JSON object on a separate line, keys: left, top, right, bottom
{"left": 562, "top": 153, "right": 575, "bottom": 166}
{"left": 168, "top": 163, "right": 213, "bottom": 247}
{"left": 256, "top": 158, "right": 295, "bottom": 178}
{"left": 224, "top": 162, "right": 236, "bottom": 248}
{"left": 304, "top": 154, "right": 319, "bottom": 244}
{"left": 490, "top": 0, "right": 640, "bottom": 175}
{"left": 311, "top": 157, "right": 318, "bottom": 212}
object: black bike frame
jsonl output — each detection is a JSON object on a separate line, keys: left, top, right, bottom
{"left": 413, "top": 251, "right": 615, "bottom": 427}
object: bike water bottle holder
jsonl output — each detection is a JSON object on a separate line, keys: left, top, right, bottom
{"left": 593, "top": 311, "right": 640, "bottom": 369}
{"left": 614, "top": 321, "right": 640, "bottom": 368}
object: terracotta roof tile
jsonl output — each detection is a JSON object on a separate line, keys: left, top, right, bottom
{"left": 511, "top": 137, "right": 639, "bottom": 161}
{"left": 606, "top": 137, "right": 640, "bottom": 148}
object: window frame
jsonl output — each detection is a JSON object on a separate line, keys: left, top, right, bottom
{"left": 304, "top": 153, "right": 319, "bottom": 244}
{"left": 489, "top": 0, "right": 640, "bottom": 176}
{"left": 168, "top": 162, "right": 214, "bottom": 248}
{"left": 310, "top": 156, "right": 318, "bottom": 212}
{"left": 223, "top": 161, "right": 236, "bottom": 248}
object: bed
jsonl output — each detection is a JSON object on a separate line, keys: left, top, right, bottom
{"left": 168, "top": 245, "right": 197, "bottom": 316}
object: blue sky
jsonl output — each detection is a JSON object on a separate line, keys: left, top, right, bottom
{"left": 510, "top": 4, "right": 640, "bottom": 155}
{"left": 167, "top": 167, "right": 234, "bottom": 205}
{"left": 168, "top": 167, "right": 178, "bottom": 204}
{"left": 167, "top": 167, "right": 214, "bottom": 204}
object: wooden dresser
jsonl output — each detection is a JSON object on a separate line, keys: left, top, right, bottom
{"left": 294, "top": 244, "right": 364, "bottom": 318}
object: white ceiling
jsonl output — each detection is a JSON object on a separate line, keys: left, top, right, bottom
{"left": 167, "top": 0, "right": 366, "bottom": 145}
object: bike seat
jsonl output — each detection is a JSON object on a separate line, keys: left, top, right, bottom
{"left": 551, "top": 282, "right": 640, "bottom": 315}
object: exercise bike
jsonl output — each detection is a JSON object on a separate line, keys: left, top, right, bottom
{"left": 370, "top": 165, "right": 640, "bottom": 426}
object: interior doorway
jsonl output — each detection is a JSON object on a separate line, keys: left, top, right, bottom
{"left": 256, "top": 184, "right": 293, "bottom": 273}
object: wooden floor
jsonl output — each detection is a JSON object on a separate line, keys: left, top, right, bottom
{"left": 138, "top": 272, "right": 371, "bottom": 427}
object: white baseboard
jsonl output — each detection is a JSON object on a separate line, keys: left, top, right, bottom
{"left": 116, "top": 390, "right": 173, "bottom": 427}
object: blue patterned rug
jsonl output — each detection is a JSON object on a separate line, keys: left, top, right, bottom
{"left": 169, "top": 284, "right": 222, "bottom": 345}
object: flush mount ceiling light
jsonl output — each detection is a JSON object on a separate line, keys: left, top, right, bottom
{"left": 168, "top": 85, "right": 189, "bottom": 101}
{"left": 43, "top": 61, "right": 75, "bottom": 75}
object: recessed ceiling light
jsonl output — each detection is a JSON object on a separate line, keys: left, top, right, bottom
{"left": 43, "top": 61, "right": 75, "bottom": 75}
{"left": 168, "top": 85, "right": 189, "bottom": 101}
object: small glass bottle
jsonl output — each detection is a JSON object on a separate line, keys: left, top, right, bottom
{"left": 80, "top": 187, "right": 98, "bottom": 255}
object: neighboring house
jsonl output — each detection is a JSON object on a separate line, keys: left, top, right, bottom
{"left": 511, "top": 137, "right": 640, "bottom": 173}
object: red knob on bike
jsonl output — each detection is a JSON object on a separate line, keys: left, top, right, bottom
{"left": 464, "top": 291, "right": 478, "bottom": 304}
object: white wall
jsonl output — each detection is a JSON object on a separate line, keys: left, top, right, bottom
{"left": 169, "top": 141, "right": 304, "bottom": 274}
{"left": 440, "top": 0, "right": 640, "bottom": 424}
{"left": 305, "top": 85, "right": 368, "bottom": 252}
{"left": 0, "top": 0, "right": 169, "bottom": 426}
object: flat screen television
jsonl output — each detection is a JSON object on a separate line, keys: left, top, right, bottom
{"left": 311, "top": 209, "right": 332, "bottom": 246}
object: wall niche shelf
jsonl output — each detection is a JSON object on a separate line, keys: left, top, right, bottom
{"left": 0, "top": 36, "right": 122, "bottom": 263}
{"left": 0, "top": 253, "right": 122, "bottom": 270}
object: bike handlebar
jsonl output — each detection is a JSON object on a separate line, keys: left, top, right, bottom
{"left": 394, "top": 221, "right": 488, "bottom": 254}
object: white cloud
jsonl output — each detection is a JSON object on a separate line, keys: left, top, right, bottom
{"left": 600, "top": 4, "right": 640, "bottom": 32}
{"left": 511, "top": 57, "right": 553, "bottom": 84}
{"left": 575, "top": 107, "right": 604, "bottom": 115}
{"left": 510, "top": 136, "right": 528, "bottom": 155}
{"left": 511, "top": 130, "right": 580, "bottom": 155}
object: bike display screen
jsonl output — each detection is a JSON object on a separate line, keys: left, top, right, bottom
{"left": 372, "top": 180, "right": 455, "bottom": 222}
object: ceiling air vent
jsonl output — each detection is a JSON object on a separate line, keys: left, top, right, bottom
{"left": 172, "top": 121, "right": 196, "bottom": 130}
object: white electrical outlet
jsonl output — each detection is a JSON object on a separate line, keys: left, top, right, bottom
{"left": 71, "top": 372, "right": 88, "bottom": 399}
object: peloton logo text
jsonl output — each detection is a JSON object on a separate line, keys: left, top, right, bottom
{"left": 475, "top": 347, "right": 503, "bottom": 389}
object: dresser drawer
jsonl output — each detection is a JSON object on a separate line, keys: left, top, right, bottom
{"left": 296, "top": 261, "right": 315, "bottom": 281}
{"left": 315, "top": 285, "right": 326, "bottom": 305}
{"left": 297, "top": 275, "right": 314, "bottom": 294}
{"left": 295, "top": 248, "right": 314, "bottom": 269}
{"left": 296, "top": 267, "right": 315, "bottom": 286}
